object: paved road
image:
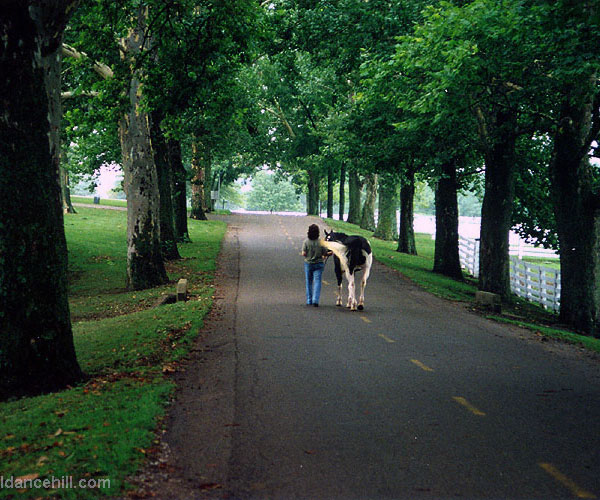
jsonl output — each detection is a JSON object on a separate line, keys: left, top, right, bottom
{"left": 162, "top": 214, "right": 600, "bottom": 499}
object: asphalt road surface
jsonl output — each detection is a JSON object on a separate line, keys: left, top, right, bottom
{"left": 159, "top": 214, "right": 600, "bottom": 500}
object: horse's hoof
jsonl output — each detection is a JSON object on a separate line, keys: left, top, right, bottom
{"left": 357, "top": 305, "right": 364, "bottom": 311}
{"left": 336, "top": 303, "right": 342, "bottom": 307}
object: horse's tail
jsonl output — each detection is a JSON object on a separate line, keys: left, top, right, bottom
{"left": 320, "top": 239, "right": 349, "bottom": 272}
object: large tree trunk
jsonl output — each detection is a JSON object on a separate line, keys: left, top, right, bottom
{"left": 204, "top": 157, "right": 213, "bottom": 213}
{"left": 307, "top": 168, "right": 320, "bottom": 216}
{"left": 374, "top": 173, "right": 397, "bottom": 241}
{"left": 120, "top": 6, "right": 168, "bottom": 290}
{"left": 360, "top": 173, "right": 377, "bottom": 231}
{"left": 0, "top": 1, "right": 82, "bottom": 400}
{"left": 397, "top": 165, "right": 417, "bottom": 254}
{"left": 347, "top": 169, "right": 362, "bottom": 224}
{"left": 189, "top": 141, "right": 207, "bottom": 220}
{"left": 60, "top": 166, "right": 77, "bottom": 214}
{"left": 151, "top": 112, "right": 180, "bottom": 260}
{"left": 339, "top": 162, "right": 346, "bottom": 221}
{"left": 549, "top": 81, "right": 600, "bottom": 336}
{"left": 169, "top": 139, "right": 190, "bottom": 242}
{"left": 433, "top": 161, "right": 463, "bottom": 279}
{"left": 327, "top": 161, "right": 334, "bottom": 219}
{"left": 478, "top": 109, "right": 518, "bottom": 299}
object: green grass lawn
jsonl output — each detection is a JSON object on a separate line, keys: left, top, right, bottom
{"left": 0, "top": 208, "right": 226, "bottom": 498}
{"left": 325, "top": 218, "right": 600, "bottom": 354}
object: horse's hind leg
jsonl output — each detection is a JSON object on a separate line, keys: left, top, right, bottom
{"left": 357, "top": 274, "right": 367, "bottom": 310}
{"left": 346, "top": 273, "right": 357, "bottom": 311}
{"left": 357, "top": 256, "right": 372, "bottom": 311}
{"left": 336, "top": 282, "right": 343, "bottom": 306}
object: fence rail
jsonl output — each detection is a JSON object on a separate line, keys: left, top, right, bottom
{"left": 459, "top": 236, "right": 561, "bottom": 312}
{"left": 508, "top": 239, "right": 559, "bottom": 260}
{"left": 458, "top": 237, "right": 479, "bottom": 277}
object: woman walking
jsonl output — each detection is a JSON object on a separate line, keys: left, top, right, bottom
{"left": 302, "top": 224, "right": 330, "bottom": 307}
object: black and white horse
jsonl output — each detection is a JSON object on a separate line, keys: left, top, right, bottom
{"left": 321, "top": 230, "right": 373, "bottom": 311}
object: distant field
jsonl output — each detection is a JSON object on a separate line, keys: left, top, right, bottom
{"left": 71, "top": 195, "right": 127, "bottom": 208}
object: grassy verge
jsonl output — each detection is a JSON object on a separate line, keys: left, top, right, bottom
{"left": 0, "top": 207, "right": 226, "bottom": 499}
{"left": 325, "top": 218, "right": 600, "bottom": 353}
{"left": 71, "top": 196, "right": 127, "bottom": 208}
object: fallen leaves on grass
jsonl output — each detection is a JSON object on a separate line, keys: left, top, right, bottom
{"left": 161, "top": 364, "right": 177, "bottom": 374}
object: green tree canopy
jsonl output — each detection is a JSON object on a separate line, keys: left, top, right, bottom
{"left": 245, "top": 171, "right": 303, "bottom": 212}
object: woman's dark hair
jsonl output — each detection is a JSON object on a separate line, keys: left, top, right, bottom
{"left": 307, "top": 224, "right": 320, "bottom": 240}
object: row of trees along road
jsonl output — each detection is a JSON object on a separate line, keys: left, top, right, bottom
{"left": 1, "top": 0, "right": 600, "bottom": 399}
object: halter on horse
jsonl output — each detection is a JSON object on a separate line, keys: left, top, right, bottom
{"left": 321, "top": 230, "right": 373, "bottom": 311}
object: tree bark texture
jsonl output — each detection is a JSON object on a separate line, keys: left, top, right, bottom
{"left": 478, "top": 109, "right": 517, "bottom": 299}
{"left": 374, "top": 174, "right": 398, "bottom": 241}
{"left": 360, "top": 174, "right": 377, "bottom": 231}
{"left": 60, "top": 167, "right": 77, "bottom": 214}
{"left": 397, "top": 166, "right": 417, "bottom": 255}
{"left": 151, "top": 113, "right": 180, "bottom": 260}
{"left": 204, "top": 157, "right": 213, "bottom": 213}
{"left": 307, "top": 168, "right": 320, "bottom": 216}
{"left": 168, "top": 139, "right": 190, "bottom": 242}
{"left": 190, "top": 141, "right": 208, "bottom": 220}
{"left": 0, "top": 1, "right": 82, "bottom": 399}
{"left": 549, "top": 81, "right": 600, "bottom": 336}
{"left": 339, "top": 162, "right": 346, "bottom": 221}
{"left": 120, "top": 6, "right": 168, "bottom": 290}
{"left": 327, "top": 161, "right": 334, "bottom": 219}
{"left": 347, "top": 169, "right": 362, "bottom": 224}
{"left": 433, "top": 161, "right": 463, "bottom": 279}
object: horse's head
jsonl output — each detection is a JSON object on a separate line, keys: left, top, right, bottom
{"left": 324, "top": 230, "right": 346, "bottom": 242}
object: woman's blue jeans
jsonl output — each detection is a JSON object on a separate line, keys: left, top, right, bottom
{"left": 304, "top": 261, "right": 325, "bottom": 305}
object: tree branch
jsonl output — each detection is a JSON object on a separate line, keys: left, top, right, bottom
{"left": 61, "top": 43, "right": 114, "bottom": 80}
{"left": 61, "top": 90, "right": 99, "bottom": 99}
{"left": 473, "top": 104, "right": 490, "bottom": 153}
{"left": 298, "top": 97, "right": 318, "bottom": 131}
{"left": 273, "top": 98, "right": 296, "bottom": 138}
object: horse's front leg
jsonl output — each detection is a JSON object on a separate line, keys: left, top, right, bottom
{"left": 336, "top": 282, "right": 343, "bottom": 306}
{"left": 334, "top": 258, "right": 344, "bottom": 306}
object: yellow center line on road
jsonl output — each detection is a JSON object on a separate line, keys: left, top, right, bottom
{"left": 360, "top": 316, "right": 371, "bottom": 324}
{"left": 539, "top": 463, "right": 597, "bottom": 499}
{"left": 322, "top": 280, "right": 330, "bottom": 285}
{"left": 411, "top": 359, "right": 434, "bottom": 372}
{"left": 378, "top": 334, "right": 395, "bottom": 343}
{"left": 452, "top": 396, "right": 486, "bottom": 416}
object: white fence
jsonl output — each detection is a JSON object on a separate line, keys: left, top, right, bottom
{"left": 459, "top": 237, "right": 480, "bottom": 277}
{"left": 459, "top": 236, "right": 561, "bottom": 312}
{"left": 508, "top": 239, "right": 559, "bottom": 260}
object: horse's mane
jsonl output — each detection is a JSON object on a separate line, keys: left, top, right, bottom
{"left": 320, "top": 239, "right": 349, "bottom": 271}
